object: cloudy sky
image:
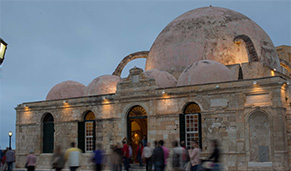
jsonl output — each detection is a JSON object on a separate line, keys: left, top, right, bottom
{"left": 0, "top": 0, "right": 290, "bottom": 149}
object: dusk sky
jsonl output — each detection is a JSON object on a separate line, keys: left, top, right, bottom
{"left": 0, "top": 0, "right": 290, "bottom": 149}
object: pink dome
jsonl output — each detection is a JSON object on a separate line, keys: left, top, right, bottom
{"left": 177, "top": 60, "right": 236, "bottom": 86}
{"left": 145, "top": 7, "right": 280, "bottom": 79}
{"left": 46, "top": 81, "right": 86, "bottom": 100}
{"left": 144, "top": 69, "right": 177, "bottom": 88}
{"left": 84, "top": 75, "right": 121, "bottom": 96}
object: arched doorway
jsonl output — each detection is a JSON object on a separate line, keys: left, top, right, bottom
{"left": 43, "top": 113, "right": 54, "bottom": 153}
{"left": 127, "top": 105, "right": 147, "bottom": 161}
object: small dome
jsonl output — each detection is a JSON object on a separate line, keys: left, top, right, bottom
{"left": 46, "top": 81, "right": 86, "bottom": 100}
{"left": 144, "top": 69, "right": 177, "bottom": 88}
{"left": 84, "top": 75, "right": 121, "bottom": 96}
{"left": 177, "top": 60, "right": 236, "bottom": 86}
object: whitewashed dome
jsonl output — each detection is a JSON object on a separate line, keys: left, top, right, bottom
{"left": 144, "top": 69, "right": 177, "bottom": 88}
{"left": 177, "top": 60, "right": 236, "bottom": 86}
{"left": 84, "top": 75, "right": 121, "bottom": 96}
{"left": 46, "top": 81, "right": 86, "bottom": 100}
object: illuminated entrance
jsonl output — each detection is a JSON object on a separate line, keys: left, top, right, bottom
{"left": 127, "top": 105, "right": 147, "bottom": 161}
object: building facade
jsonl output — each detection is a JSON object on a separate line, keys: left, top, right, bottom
{"left": 15, "top": 7, "right": 291, "bottom": 170}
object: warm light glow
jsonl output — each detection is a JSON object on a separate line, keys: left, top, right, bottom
{"left": 63, "top": 102, "right": 70, "bottom": 108}
{"left": 0, "top": 42, "right": 7, "bottom": 59}
{"left": 271, "top": 70, "right": 275, "bottom": 76}
{"left": 234, "top": 40, "right": 241, "bottom": 45}
{"left": 8, "top": 131, "right": 12, "bottom": 137}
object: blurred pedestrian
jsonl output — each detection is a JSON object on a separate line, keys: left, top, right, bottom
{"left": 208, "top": 140, "right": 221, "bottom": 171}
{"left": 51, "top": 146, "right": 65, "bottom": 171}
{"left": 142, "top": 142, "right": 153, "bottom": 171}
{"left": 142, "top": 135, "right": 147, "bottom": 147}
{"left": 171, "top": 140, "right": 187, "bottom": 171}
{"left": 121, "top": 140, "right": 130, "bottom": 171}
{"left": 111, "top": 143, "right": 122, "bottom": 171}
{"left": 189, "top": 141, "right": 200, "bottom": 171}
{"left": 92, "top": 143, "right": 104, "bottom": 171}
{"left": 159, "top": 140, "right": 169, "bottom": 169}
{"left": 0, "top": 147, "right": 4, "bottom": 171}
{"left": 151, "top": 140, "right": 164, "bottom": 171}
{"left": 136, "top": 142, "right": 144, "bottom": 167}
{"left": 64, "top": 142, "right": 82, "bottom": 171}
{"left": 26, "top": 150, "right": 37, "bottom": 171}
{"left": 5, "top": 147, "right": 15, "bottom": 171}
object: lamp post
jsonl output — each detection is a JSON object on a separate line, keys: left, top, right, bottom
{"left": 8, "top": 131, "right": 12, "bottom": 148}
{"left": 0, "top": 38, "right": 8, "bottom": 66}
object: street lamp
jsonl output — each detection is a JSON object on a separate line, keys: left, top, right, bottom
{"left": 0, "top": 38, "right": 8, "bottom": 66}
{"left": 8, "top": 131, "right": 12, "bottom": 148}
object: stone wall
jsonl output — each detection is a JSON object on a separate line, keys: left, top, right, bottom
{"left": 15, "top": 76, "right": 290, "bottom": 170}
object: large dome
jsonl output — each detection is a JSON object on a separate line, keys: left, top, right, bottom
{"left": 46, "top": 81, "right": 86, "bottom": 100}
{"left": 177, "top": 60, "right": 236, "bottom": 86}
{"left": 144, "top": 69, "right": 177, "bottom": 88}
{"left": 145, "top": 7, "right": 280, "bottom": 79}
{"left": 84, "top": 75, "right": 121, "bottom": 96}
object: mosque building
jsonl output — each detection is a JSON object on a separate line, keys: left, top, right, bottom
{"left": 15, "top": 6, "right": 291, "bottom": 170}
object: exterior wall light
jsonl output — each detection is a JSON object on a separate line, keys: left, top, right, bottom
{"left": 63, "top": 100, "right": 67, "bottom": 104}
{"left": 253, "top": 81, "right": 257, "bottom": 85}
{"left": 273, "top": 68, "right": 276, "bottom": 71}
{"left": 0, "top": 38, "right": 8, "bottom": 66}
{"left": 162, "top": 90, "right": 165, "bottom": 94}
{"left": 287, "top": 81, "right": 290, "bottom": 85}
{"left": 215, "top": 85, "right": 220, "bottom": 88}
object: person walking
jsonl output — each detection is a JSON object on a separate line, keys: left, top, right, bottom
{"left": 26, "top": 150, "right": 37, "bottom": 171}
{"left": 158, "top": 140, "right": 169, "bottom": 170}
{"left": 142, "top": 142, "right": 153, "bottom": 171}
{"left": 5, "top": 147, "right": 15, "bottom": 171}
{"left": 171, "top": 140, "right": 187, "bottom": 171}
{"left": 136, "top": 142, "right": 144, "bottom": 167}
{"left": 151, "top": 141, "right": 164, "bottom": 171}
{"left": 121, "top": 140, "right": 130, "bottom": 171}
{"left": 208, "top": 140, "right": 220, "bottom": 171}
{"left": 51, "top": 146, "right": 65, "bottom": 171}
{"left": 64, "top": 142, "right": 82, "bottom": 171}
{"left": 189, "top": 141, "right": 201, "bottom": 171}
{"left": 0, "top": 147, "right": 4, "bottom": 171}
{"left": 92, "top": 144, "right": 104, "bottom": 171}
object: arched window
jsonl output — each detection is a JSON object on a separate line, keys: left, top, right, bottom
{"left": 43, "top": 113, "right": 54, "bottom": 153}
{"left": 180, "top": 103, "right": 202, "bottom": 149}
{"left": 78, "top": 111, "right": 96, "bottom": 153}
{"left": 85, "top": 112, "right": 95, "bottom": 152}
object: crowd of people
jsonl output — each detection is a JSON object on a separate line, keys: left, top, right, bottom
{"left": 0, "top": 138, "right": 221, "bottom": 171}
{"left": 108, "top": 138, "right": 221, "bottom": 171}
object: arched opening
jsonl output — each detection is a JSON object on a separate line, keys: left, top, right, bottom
{"left": 249, "top": 111, "right": 270, "bottom": 162}
{"left": 127, "top": 105, "right": 147, "bottom": 161}
{"left": 180, "top": 102, "right": 202, "bottom": 149}
{"left": 43, "top": 113, "right": 54, "bottom": 153}
{"left": 78, "top": 111, "right": 96, "bottom": 153}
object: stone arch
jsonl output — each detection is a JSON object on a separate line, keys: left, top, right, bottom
{"left": 233, "top": 34, "right": 259, "bottom": 62}
{"left": 179, "top": 99, "right": 204, "bottom": 114}
{"left": 112, "top": 51, "right": 149, "bottom": 77}
{"left": 248, "top": 109, "right": 271, "bottom": 162}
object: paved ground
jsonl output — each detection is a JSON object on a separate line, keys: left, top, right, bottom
{"left": 15, "top": 163, "right": 146, "bottom": 171}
